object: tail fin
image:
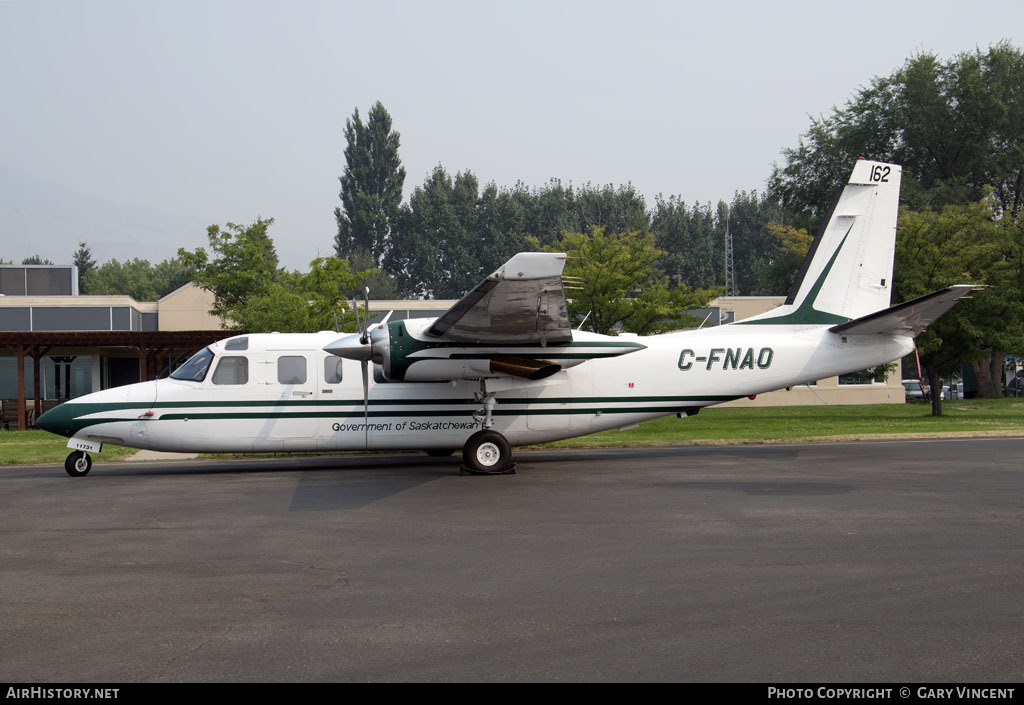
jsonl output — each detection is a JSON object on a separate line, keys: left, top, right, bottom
{"left": 744, "top": 160, "right": 901, "bottom": 326}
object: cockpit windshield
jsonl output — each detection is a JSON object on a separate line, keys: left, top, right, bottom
{"left": 170, "top": 347, "right": 215, "bottom": 382}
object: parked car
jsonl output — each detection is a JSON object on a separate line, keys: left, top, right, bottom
{"left": 902, "top": 379, "right": 930, "bottom": 401}
{"left": 1006, "top": 377, "right": 1024, "bottom": 398}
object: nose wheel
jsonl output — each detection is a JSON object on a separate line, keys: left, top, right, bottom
{"left": 64, "top": 450, "right": 92, "bottom": 477}
{"left": 461, "top": 430, "right": 515, "bottom": 475}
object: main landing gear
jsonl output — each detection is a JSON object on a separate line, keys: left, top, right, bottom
{"left": 64, "top": 450, "right": 92, "bottom": 477}
{"left": 460, "top": 430, "right": 516, "bottom": 475}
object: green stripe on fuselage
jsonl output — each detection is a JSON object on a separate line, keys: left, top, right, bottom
{"left": 46, "top": 395, "right": 734, "bottom": 435}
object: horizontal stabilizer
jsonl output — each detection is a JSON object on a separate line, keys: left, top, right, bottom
{"left": 829, "top": 285, "right": 975, "bottom": 337}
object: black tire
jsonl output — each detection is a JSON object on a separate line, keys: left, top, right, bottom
{"left": 64, "top": 450, "right": 92, "bottom": 477}
{"left": 425, "top": 448, "right": 456, "bottom": 457}
{"left": 462, "top": 430, "right": 512, "bottom": 474}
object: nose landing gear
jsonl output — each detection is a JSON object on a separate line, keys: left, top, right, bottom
{"left": 64, "top": 450, "right": 92, "bottom": 477}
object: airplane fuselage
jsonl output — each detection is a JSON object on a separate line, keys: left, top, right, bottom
{"left": 38, "top": 324, "right": 913, "bottom": 455}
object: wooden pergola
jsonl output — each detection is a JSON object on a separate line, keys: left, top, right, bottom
{"left": 1, "top": 330, "right": 236, "bottom": 431}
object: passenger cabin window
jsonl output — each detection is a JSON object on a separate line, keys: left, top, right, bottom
{"left": 324, "top": 357, "right": 343, "bottom": 384}
{"left": 212, "top": 356, "right": 249, "bottom": 385}
{"left": 278, "top": 356, "right": 307, "bottom": 385}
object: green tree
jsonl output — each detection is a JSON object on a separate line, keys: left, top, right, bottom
{"left": 383, "top": 168, "right": 658, "bottom": 299}
{"left": 21, "top": 255, "right": 54, "bottom": 265}
{"left": 770, "top": 43, "right": 1024, "bottom": 222}
{"left": 651, "top": 197, "right": 720, "bottom": 290}
{"left": 763, "top": 222, "right": 813, "bottom": 295}
{"left": 475, "top": 182, "right": 530, "bottom": 274}
{"left": 84, "top": 259, "right": 160, "bottom": 300}
{"left": 347, "top": 247, "right": 399, "bottom": 300}
{"left": 386, "top": 166, "right": 483, "bottom": 298}
{"left": 770, "top": 43, "right": 1024, "bottom": 404}
{"left": 183, "top": 217, "right": 375, "bottom": 331}
{"left": 334, "top": 102, "right": 406, "bottom": 265}
{"left": 724, "top": 191, "right": 791, "bottom": 295}
{"left": 83, "top": 256, "right": 194, "bottom": 300}
{"left": 535, "top": 227, "right": 721, "bottom": 335}
{"left": 72, "top": 242, "right": 96, "bottom": 293}
{"left": 893, "top": 201, "right": 1013, "bottom": 414}
{"left": 179, "top": 218, "right": 280, "bottom": 322}
{"left": 152, "top": 257, "right": 197, "bottom": 296}
{"left": 228, "top": 257, "right": 376, "bottom": 333}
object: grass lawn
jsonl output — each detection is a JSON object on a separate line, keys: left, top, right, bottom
{"left": 531, "top": 397, "right": 1024, "bottom": 448}
{"left": 0, "top": 431, "right": 137, "bottom": 466}
{"left": 1, "top": 399, "right": 1021, "bottom": 465}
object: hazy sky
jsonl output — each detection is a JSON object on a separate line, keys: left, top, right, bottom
{"left": 1, "top": 0, "right": 1021, "bottom": 270}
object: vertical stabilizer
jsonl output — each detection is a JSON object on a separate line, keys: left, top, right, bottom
{"left": 744, "top": 160, "right": 902, "bottom": 326}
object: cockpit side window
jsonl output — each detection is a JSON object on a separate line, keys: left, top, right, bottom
{"left": 170, "top": 347, "right": 214, "bottom": 382}
{"left": 212, "top": 356, "right": 250, "bottom": 385}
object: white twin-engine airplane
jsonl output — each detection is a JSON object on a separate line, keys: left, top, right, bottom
{"left": 38, "top": 160, "right": 972, "bottom": 477}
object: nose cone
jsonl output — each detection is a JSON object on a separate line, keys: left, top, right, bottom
{"left": 35, "top": 381, "right": 158, "bottom": 438}
{"left": 35, "top": 403, "right": 77, "bottom": 437}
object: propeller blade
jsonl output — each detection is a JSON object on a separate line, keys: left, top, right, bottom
{"left": 354, "top": 295, "right": 366, "bottom": 344}
{"left": 379, "top": 310, "right": 394, "bottom": 325}
{"left": 360, "top": 287, "right": 370, "bottom": 345}
{"left": 361, "top": 359, "right": 369, "bottom": 450}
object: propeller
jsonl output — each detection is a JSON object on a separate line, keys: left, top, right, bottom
{"left": 356, "top": 291, "right": 369, "bottom": 449}
{"left": 323, "top": 291, "right": 395, "bottom": 450}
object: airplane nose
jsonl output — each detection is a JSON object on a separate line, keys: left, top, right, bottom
{"left": 35, "top": 404, "right": 75, "bottom": 437}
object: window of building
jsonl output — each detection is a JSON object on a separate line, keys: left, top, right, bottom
{"left": 838, "top": 366, "right": 889, "bottom": 385}
{"left": 212, "top": 356, "right": 249, "bottom": 385}
{"left": 278, "top": 356, "right": 306, "bottom": 385}
{"left": 45, "top": 356, "right": 93, "bottom": 399}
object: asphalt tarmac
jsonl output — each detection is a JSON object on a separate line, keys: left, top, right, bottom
{"left": 2, "top": 438, "right": 1024, "bottom": 682}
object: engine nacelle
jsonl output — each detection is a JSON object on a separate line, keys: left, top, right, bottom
{"left": 324, "top": 318, "right": 645, "bottom": 383}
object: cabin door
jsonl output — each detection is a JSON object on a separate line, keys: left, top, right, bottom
{"left": 265, "top": 352, "right": 318, "bottom": 445}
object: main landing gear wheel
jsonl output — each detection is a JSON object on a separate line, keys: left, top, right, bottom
{"left": 461, "top": 430, "right": 515, "bottom": 475}
{"left": 64, "top": 450, "right": 92, "bottom": 477}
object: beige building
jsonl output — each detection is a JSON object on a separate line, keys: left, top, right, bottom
{"left": 156, "top": 284, "right": 223, "bottom": 331}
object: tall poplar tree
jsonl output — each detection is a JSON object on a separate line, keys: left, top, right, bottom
{"left": 333, "top": 102, "right": 406, "bottom": 266}
{"left": 72, "top": 242, "right": 96, "bottom": 293}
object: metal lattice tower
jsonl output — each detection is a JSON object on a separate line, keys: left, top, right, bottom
{"left": 724, "top": 206, "right": 736, "bottom": 297}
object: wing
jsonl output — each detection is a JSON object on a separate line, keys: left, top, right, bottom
{"left": 427, "top": 252, "right": 572, "bottom": 345}
{"left": 829, "top": 285, "right": 976, "bottom": 337}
